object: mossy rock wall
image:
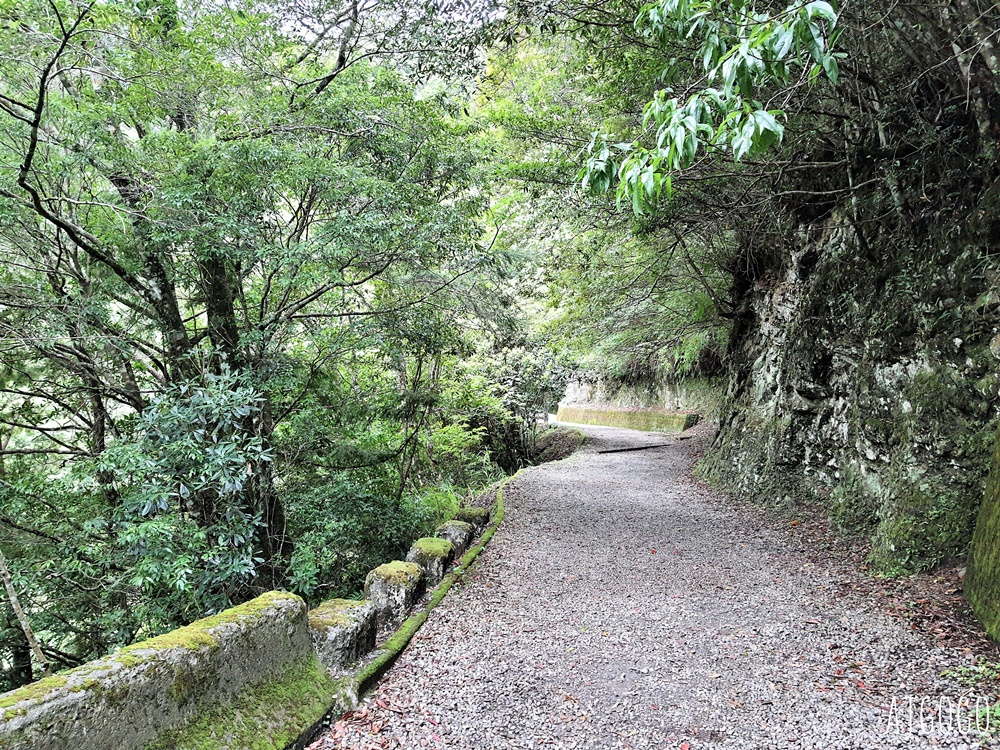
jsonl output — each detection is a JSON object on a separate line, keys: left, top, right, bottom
{"left": 556, "top": 405, "right": 699, "bottom": 433}
{"left": 308, "top": 599, "right": 377, "bottom": 670}
{"left": 434, "top": 520, "right": 474, "bottom": 558}
{"left": 364, "top": 562, "right": 425, "bottom": 626}
{"left": 967, "top": 431, "right": 1000, "bottom": 641}
{"left": 530, "top": 426, "right": 586, "bottom": 463}
{"left": 562, "top": 376, "right": 722, "bottom": 417}
{"left": 703, "top": 211, "right": 1000, "bottom": 575}
{"left": 0, "top": 592, "right": 333, "bottom": 750}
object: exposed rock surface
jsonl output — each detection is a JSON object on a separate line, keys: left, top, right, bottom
{"left": 313, "top": 426, "right": 984, "bottom": 750}
{"left": 530, "top": 426, "right": 587, "bottom": 464}
{"left": 702, "top": 211, "right": 1000, "bottom": 575}
{"left": 967, "top": 438, "right": 1000, "bottom": 640}
{"left": 562, "top": 376, "right": 721, "bottom": 414}
{"left": 451, "top": 506, "right": 491, "bottom": 532}
{"left": 435, "top": 520, "right": 475, "bottom": 558}
{"left": 688, "top": 3, "right": 1000, "bottom": 604}
{"left": 406, "top": 538, "right": 456, "bottom": 586}
{"left": 308, "top": 599, "right": 377, "bottom": 669}
{"left": 364, "top": 562, "right": 425, "bottom": 626}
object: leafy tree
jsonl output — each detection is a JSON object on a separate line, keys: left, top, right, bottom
{"left": 0, "top": 0, "right": 546, "bottom": 688}
{"left": 480, "top": 29, "right": 731, "bottom": 386}
{"left": 580, "top": 0, "right": 842, "bottom": 212}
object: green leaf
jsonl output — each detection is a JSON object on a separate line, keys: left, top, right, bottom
{"left": 822, "top": 53, "right": 840, "bottom": 84}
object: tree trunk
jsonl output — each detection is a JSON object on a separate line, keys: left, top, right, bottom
{"left": 250, "top": 397, "right": 291, "bottom": 590}
{"left": 0, "top": 547, "right": 50, "bottom": 678}
{"left": 3, "top": 606, "right": 34, "bottom": 687}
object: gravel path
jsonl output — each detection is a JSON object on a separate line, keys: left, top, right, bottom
{"left": 312, "top": 425, "right": 996, "bottom": 750}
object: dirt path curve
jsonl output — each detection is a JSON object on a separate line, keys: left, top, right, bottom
{"left": 313, "top": 425, "right": 988, "bottom": 750}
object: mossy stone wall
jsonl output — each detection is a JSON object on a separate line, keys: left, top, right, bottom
{"left": 561, "top": 376, "right": 722, "bottom": 417}
{"left": 967, "top": 431, "right": 1000, "bottom": 640}
{"left": 0, "top": 592, "right": 331, "bottom": 750}
{"left": 556, "top": 405, "right": 699, "bottom": 433}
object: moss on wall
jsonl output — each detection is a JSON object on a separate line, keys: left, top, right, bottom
{"left": 368, "top": 561, "right": 422, "bottom": 584}
{"left": 562, "top": 376, "right": 723, "bottom": 417}
{"left": 114, "top": 591, "right": 299, "bottom": 667}
{"left": 142, "top": 656, "right": 334, "bottom": 750}
{"left": 411, "top": 538, "right": 453, "bottom": 558}
{"left": 967, "top": 431, "right": 1000, "bottom": 641}
{"left": 1, "top": 591, "right": 302, "bottom": 725}
{"left": 0, "top": 592, "right": 314, "bottom": 750}
{"left": 0, "top": 674, "right": 69, "bottom": 721}
{"left": 704, "top": 369, "right": 994, "bottom": 576}
{"left": 556, "top": 405, "right": 699, "bottom": 433}
{"left": 530, "top": 426, "right": 586, "bottom": 463}
{"left": 451, "top": 507, "right": 490, "bottom": 527}
{"left": 308, "top": 599, "right": 367, "bottom": 630}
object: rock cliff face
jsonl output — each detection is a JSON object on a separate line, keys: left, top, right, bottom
{"left": 696, "top": 2, "right": 1000, "bottom": 597}
{"left": 968, "top": 440, "right": 1000, "bottom": 639}
{"left": 702, "top": 211, "right": 1000, "bottom": 574}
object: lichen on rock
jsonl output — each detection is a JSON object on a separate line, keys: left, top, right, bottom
{"left": 308, "top": 599, "right": 377, "bottom": 669}
{"left": 364, "top": 562, "right": 425, "bottom": 626}
{"left": 435, "top": 520, "right": 474, "bottom": 558}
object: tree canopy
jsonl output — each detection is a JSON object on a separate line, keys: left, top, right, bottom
{"left": 0, "top": 0, "right": 566, "bottom": 688}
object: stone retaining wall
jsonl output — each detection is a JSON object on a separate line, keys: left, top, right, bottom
{"left": 0, "top": 592, "right": 332, "bottom": 750}
{"left": 556, "top": 405, "right": 699, "bottom": 432}
{"left": 0, "top": 504, "right": 498, "bottom": 750}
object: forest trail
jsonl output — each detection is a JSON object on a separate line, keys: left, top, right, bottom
{"left": 313, "top": 426, "right": 982, "bottom": 750}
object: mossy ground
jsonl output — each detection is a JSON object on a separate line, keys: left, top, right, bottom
{"left": 142, "top": 656, "right": 334, "bottom": 750}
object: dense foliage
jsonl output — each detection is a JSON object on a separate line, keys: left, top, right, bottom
{"left": 481, "top": 10, "right": 735, "bottom": 385}
{"left": 0, "top": 0, "right": 565, "bottom": 689}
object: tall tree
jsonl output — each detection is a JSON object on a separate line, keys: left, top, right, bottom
{"left": 0, "top": 0, "right": 517, "bottom": 685}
